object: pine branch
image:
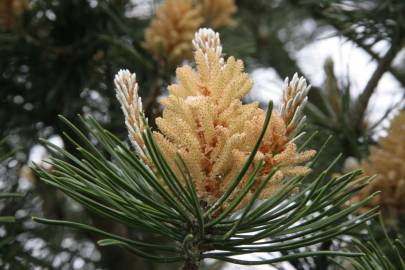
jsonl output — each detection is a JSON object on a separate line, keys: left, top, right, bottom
{"left": 330, "top": 23, "right": 405, "bottom": 88}
{"left": 305, "top": 4, "right": 405, "bottom": 88}
{"left": 31, "top": 28, "right": 380, "bottom": 268}
{"left": 352, "top": 36, "right": 403, "bottom": 129}
{"left": 32, "top": 114, "right": 379, "bottom": 267}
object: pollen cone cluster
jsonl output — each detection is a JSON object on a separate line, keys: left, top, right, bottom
{"left": 117, "top": 28, "right": 315, "bottom": 208}
{"left": 118, "top": 28, "right": 315, "bottom": 208}
{"left": 144, "top": 0, "right": 203, "bottom": 66}
{"left": 0, "top": 0, "right": 27, "bottom": 29}
{"left": 200, "top": 0, "right": 237, "bottom": 28}
{"left": 144, "top": 0, "right": 237, "bottom": 67}
{"left": 353, "top": 111, "right": 405, "bottom": 215}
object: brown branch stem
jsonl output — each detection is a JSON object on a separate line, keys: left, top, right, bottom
{"left": 352, "top": 38, "right": 402, "bottom": 129}
{"left": 182, "top": 260, "right": 199, "bottom": 270}
{"left": 340, "top": 31, "right": 405, "bottom": 88}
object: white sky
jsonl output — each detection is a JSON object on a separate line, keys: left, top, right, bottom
{"left": 250, "top": 33, "right": 404, "bottom": 134}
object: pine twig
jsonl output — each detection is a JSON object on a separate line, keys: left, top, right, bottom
{"left": 338, "top": 30, "right": 405, "bottom": 88}
{"left": 352, "top": 35, "right": 403, "bottom": 129}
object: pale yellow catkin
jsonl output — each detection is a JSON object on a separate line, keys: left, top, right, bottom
{"left": 153, "top": 29, "right": 315, "bottom": 207}
{"left": 353, "top": 111, "right": 405, "bottom": 215}
{"left": 144, "top": 0, "right": 204, "bottom": 66}
{"left": 200, "top": 0, "right": 237, "bottom": 28}
{"left": 119, "top": 28, "right": 315, "bottom": 210}
{"left": 0, "top": 0, "right": 27, "bottom": 29}
{"left": 144, "top": 0, "right": 237, "bottom": 67}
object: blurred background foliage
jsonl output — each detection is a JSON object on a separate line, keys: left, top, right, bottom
{"left": 0, "top": 0, "right": 404, "bottom": 269}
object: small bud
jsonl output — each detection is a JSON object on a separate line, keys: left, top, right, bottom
{"left": 114, "top": 69, "right": 150, "bottom": 164}
{"left": 279, "top": 73, "right": 311, "bottom": 139}
{"left": 192, "top": 28, "right": 224, "bottom": 65}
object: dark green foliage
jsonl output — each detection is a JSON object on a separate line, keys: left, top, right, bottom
{"left": 338, "top": 217, "right": 405, "bottom": 270}
{"left": 0, "top": 0, "right": 157, "bottom": 151}
{"left": 0, "top": 2, "right": 161, "bottom": 268}
{"left": 297, "top": 0, "right": 405, "bottom": 46}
